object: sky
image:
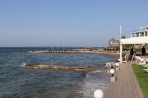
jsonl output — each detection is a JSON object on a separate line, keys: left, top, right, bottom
{"left": 0, "top": 0, "right": 148, "bottom": 47}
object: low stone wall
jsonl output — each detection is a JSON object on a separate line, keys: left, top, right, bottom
{"left": 18, "top": 64, "right": 106, "bottom": 71}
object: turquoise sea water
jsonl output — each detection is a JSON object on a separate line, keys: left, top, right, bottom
{"left": 0, "top": 47, "right": 118, "bottom": 98}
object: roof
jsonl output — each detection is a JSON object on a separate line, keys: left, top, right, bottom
{"left": 140, "top": 26, "right": 148, "bottom": 28}
{"left": 121, "top": 36, "right": 148, "bottom": 44}
{"left": 131, "top": 31, "right": 145, "bottom": 34}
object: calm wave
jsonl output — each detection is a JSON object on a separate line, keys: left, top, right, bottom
{"left": 0, "top": 47, "right": 118, "bottom": 98}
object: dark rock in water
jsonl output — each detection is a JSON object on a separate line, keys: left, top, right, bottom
{"left": 26, "top": 64, "right": 34, "bottom": 66}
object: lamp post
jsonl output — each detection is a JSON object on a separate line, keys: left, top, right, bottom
{"left": 110, "top": 68, "right": 116, "bottom": 82}
{"left": 94, "top": 89, "right": 104, "bottom": 98}
{"left": 110, "top": 69, "right": 115, "bottom": 77}
{"left": 65, "top": 61, "right": 66, "bottom": 66}
{"left": 81, "top": 60, "right": 82, "bottom": 67}
{"left": 120, "top": 26, "right": 122, "bottom": 39}
{"left": 51, "top": 59, "right": 53, "bottom": 65}
{"left": 120, "top": 26, "right": 123, "bottom": 64}
{"left": 115, "top": 63, "right": 120, "bottom": 71}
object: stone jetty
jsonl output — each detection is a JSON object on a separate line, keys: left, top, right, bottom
{"left": 27, "top": 49, "right": 96, "bottom": 54}
{"left": 18, "top": 64, "right": 105, "bottom": 71}
{"left": 16, "top": 48, "right": 120, "bottom": 54}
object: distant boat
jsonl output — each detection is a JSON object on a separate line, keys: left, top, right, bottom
{"left": 0, "top": 60, "right": 2, "bottom": 63}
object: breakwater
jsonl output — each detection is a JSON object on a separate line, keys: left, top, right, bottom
{"left": 27, "top": 49, "right": 96, "bottom": 54}
{"left": 18, "top": 64, "right": 106, "bottom": 71}
{"left": 17, "top": 48, "right": 119, "bottom": 55}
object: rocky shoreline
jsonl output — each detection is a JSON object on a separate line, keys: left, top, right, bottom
{"left": 17, "top": 48, "right": 120, "bottom": 57}
{"left": 18, "top": 63, "right": 107, "bottom": 71}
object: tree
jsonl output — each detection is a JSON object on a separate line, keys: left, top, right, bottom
{"left": 121, "top": 35, "right": 126, "bottom": 39}
{"left": 120, "top": 35, "right": 133, "bottom": 49}
{"left": 111, "top": 38, "right": 115, "bottom": 41}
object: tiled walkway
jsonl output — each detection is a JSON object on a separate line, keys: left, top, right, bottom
{"left": 104, "top": 62, "right": 144, "bottom": 98}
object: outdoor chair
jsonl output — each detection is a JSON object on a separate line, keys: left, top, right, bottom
{"left": 142, "top": 64, "right": 148, "bottom": 68}
{"left": 123, "top": 54, "right": 127, "bottom": 63}
{"left": 143, "top": 68, "right": 148, "bottom": 73}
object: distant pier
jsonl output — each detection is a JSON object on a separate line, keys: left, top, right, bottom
{"left": 27, "top": 49, "right": 96, "bottom": 54}
{"left": 17, "top": 48, "right": 120, "bottom": 55}
{"left": 18, "top": 64, "right": 106, "bottom": 71}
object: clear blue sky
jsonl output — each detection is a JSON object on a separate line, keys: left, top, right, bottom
{"left": 0, "top": 0, "right": 148, "bottom": 47}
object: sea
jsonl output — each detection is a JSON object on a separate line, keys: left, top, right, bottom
{"left": 0, "top": 47, "right": 118, "bottom": 98}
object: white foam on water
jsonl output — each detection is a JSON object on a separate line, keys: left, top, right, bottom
{"left": 78, "top": 70, "right": 110, "bottom": 98}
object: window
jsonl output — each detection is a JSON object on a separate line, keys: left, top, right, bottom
{"left": 145, "top": 31, "right": 148, "bottom": 36}
{"left": 141, "top": 28, "right": 145, "bottom": 31}
{"left": 136, "top": 33, "right": 139, "bottom": 37}
{"left": 132, "top": 33, "right": 136, "bottom": 37}
{"left": 140, "top": 32, "right": 144, "bottom": 37}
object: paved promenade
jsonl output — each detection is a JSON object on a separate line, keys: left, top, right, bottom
{"left": 104, "top": 62, "right": 144, "bottom": 98}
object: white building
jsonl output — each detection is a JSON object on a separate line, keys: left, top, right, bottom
{"left": 131, "top": 26, "right": 148, "bottom": 38}
{"left": 120, "top": 26, "right": 148, "bottom": 63}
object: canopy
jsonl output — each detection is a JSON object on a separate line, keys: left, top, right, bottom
{"left": 121, "top": 36, "right": 148, "bottom": 44}
{"left": 120, "top": 36, "right": 148, "bottom": 63}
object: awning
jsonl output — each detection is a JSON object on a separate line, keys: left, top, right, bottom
{"left": 121, "top": 36, "right": 148, "bottom": 44}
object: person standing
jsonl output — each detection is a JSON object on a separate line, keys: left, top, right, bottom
{"left": 130, "top": 47, "right": 134, "bottom": 60}
{"left": 142, "top": 46, "right": 146, "bottom": 56}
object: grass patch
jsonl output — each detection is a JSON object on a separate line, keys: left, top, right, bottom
{"left": 132, "top": 64, "right": 148, "bottom": 98}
